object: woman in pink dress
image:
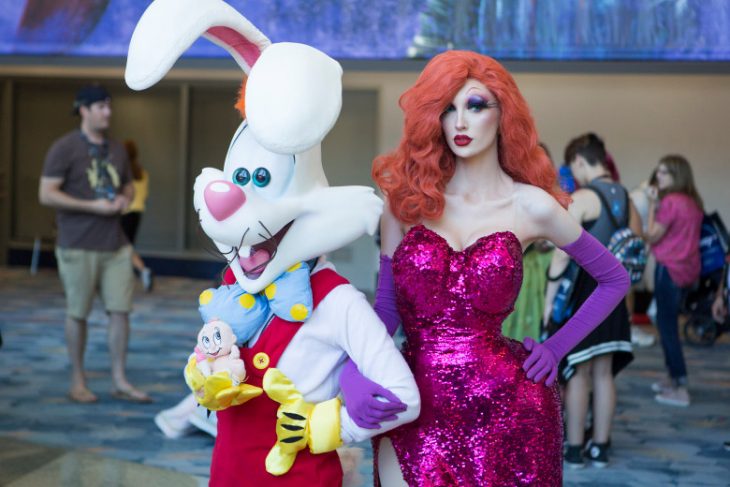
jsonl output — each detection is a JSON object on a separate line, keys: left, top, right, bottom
{"left": 360, "top": 51, "right": 630, "bottom": 486}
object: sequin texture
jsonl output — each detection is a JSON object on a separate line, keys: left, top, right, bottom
{"left": 384, "top": 225, "right": 563, "bottom": 486}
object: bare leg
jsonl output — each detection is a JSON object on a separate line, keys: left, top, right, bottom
{"left": 565, "top": 361, "right": 591, "bottom": 446}
{"left": 132, "top": 251, "right": 153, "bottom": 292}
{"left": 131, "top": 251, "right": 146, "bottom": 274}
{"left": 590, "top": 354, "right": 615, "bottom": 444}
{"left": 66, "top": 316, "right": 97, "bottom": 402}
{"left": 377, "top": 438, "right": 407, "bottom": 487}
{"left": 108, "top": 311, "right": 150, "bottom": 401}
{"left": 625, "top": 288, "right": 635, "bottom": 316}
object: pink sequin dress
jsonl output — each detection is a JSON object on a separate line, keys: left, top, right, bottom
{"left": 381, "top": 225, "right": 563, "bottom": 486}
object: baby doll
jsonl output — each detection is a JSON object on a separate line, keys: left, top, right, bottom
{"left": 185, "top": 281, "right": 278, "bottom": 410}
{"left": 193, "top": 320, "right": 246, "bottom": 386}
{"left": 191, "top": 265, "right": 311, "bottom": 389}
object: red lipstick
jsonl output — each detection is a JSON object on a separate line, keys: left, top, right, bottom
{"left": 454, "top": 135, "right": 472, "bottom": 146}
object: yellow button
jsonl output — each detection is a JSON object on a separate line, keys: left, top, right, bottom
{"left": 199, "top": 289, "right": 214, "bottom": 305}
{"left": 290, "top": 304, "right": 309, "bottom": 321}
{"left": 253, "top": 352, "right": 270, "bottom": 370}
{"left": 265, "top": 283, "right": 277, "bottom": 300}
{"left": 239, "top": 293, "right": 256, "bottom": 309}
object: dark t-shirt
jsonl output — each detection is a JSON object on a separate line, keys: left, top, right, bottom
{"left": 42, "top": 130, "right": 131, "bottom": 251}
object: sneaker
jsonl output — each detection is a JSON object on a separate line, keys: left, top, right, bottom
{"left": 631, "top": 325, "right": 656, "bottom": 348}
{"left": 646, "top": 298, "right": 657, "bottom": 325}
{"left": 154, "top": 409, "right": 196, "bottom": 439}
{"left": 564, "top": 445, "right": 585, "bottom": 469}
{"left": 584, "top": 441, "right": 609, "bottom": 468}
{"left": 651, "top": 377, "right": 673, "bottom": 393}
{"left": 189, "top": 406, "right": 217, "bottom": 437}
{"left": 655, "top": 386, "right": 690, "bottom": 407}
{"left": 141, "top": 267, "right": 154, "bottom": 292}
{"left": 585, "top": 436, "right": 612, "bottom": 452}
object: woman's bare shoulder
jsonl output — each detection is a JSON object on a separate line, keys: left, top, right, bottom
{"left": 513, "top": 183, "right": 563, "bottom": 223}
{"left": 513, "top": 182, "right": 582, "bottom": 247}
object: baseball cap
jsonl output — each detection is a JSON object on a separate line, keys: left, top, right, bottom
{"left": 72, "top": 83, "right": 111, "bottom": 115}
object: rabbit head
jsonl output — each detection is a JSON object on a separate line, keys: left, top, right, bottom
{"left": 126, "top": 0, "right": 382, "bottom": 293}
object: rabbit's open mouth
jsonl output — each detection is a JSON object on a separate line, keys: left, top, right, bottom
{"left": 237, "top": 221, "right": 294, "bottom": 279}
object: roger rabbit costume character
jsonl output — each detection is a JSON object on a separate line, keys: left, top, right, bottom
{"left": 125, "top": 0, "right": 420, "bottom": 484}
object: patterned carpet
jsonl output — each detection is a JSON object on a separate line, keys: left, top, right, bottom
{"left": 0, "top": 267, "right": 729, "bottom": 486}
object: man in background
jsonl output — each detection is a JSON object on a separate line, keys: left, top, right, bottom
{"left": 38, "top": 83, "right": 150, "bottom": 403}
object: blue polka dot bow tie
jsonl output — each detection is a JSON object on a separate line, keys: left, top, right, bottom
{"left": 198, "top": 262, "right": 313, "bottom": 345}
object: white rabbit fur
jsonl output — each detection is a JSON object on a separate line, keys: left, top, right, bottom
{"left": 125, "top": 1, "right": 419, "bottom": 482}
{"left": 126, "top": 0, "right": 382, "bottom": 293}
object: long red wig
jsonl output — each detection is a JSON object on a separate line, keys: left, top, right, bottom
{"left": 373, "top": 51, "right": 570, "bottom": 224}
{"left": 235, "top": 77, "right": 248, "bottom": 118}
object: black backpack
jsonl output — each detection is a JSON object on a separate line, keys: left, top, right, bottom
{"left": 588, "top": 185, "right": 648, "bottom": 285}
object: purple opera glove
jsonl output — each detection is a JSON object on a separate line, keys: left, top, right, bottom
{"left": 374, "top": 254, "right": 400, "bottom": 336}
{"left": 340, "top": 254, "right": 406, "bottom": 429}
{"left": 523, "top": 230, "right": 630, "bottom": 386}
{"left": 339, "top": 360, "right": 407, "bottom": 429}
{"left": 522, "top": 336, "right": 559, "bottom": 386}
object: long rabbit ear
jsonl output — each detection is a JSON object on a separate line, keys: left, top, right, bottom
{"left": 246, "top": 43, "right": 343, "bottom": 155}
{"left": 125, "top": 0, "right": 270, "bottom": 90}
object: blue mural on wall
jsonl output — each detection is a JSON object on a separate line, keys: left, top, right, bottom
{"left": 409, "top": 0, "right": 730, "bottom": 60}
{"left": 1, "top": 0, "right": 729, "bottom": 61}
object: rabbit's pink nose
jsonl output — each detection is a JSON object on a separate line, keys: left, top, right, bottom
{"left": 204, "top": 181, "right": 246, "bottom": 221}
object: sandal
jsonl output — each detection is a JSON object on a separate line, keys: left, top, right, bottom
{"left": 111, "top": 387, "right": 153, "bottom": 403}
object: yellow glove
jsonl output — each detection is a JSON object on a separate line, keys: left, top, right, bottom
{"left": 263, "top": 368, "right": 343, "bottom": 476}
{"left": 184, "top": 356, "right": 262, "bottom": 411}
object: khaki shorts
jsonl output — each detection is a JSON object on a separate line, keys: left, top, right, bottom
{"left": 55, "top": 245, "right": 134, "bottom": 319}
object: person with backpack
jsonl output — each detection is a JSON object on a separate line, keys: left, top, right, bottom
{"left": 645, "top": 155, "right": 704, "bottom": 407}
{"left": 544, "top": 133, "right": 642, "bottom": 468}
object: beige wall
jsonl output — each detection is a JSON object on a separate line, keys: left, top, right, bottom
{"left": 344, "top": 70, "right": 730, "bottom": 223}
{"left": 2, "top": 64, "right": 728, "bottom": 281}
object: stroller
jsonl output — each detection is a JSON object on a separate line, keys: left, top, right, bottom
{"left": 683, "top": 212, "right": 730, "bottom": 346}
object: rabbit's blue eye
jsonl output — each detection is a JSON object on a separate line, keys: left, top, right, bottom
{"left": 233, "top": 168, "right": 250, "bottom": 186}
{"left": 252, "top": 167, "right": 271, "bottom": 187}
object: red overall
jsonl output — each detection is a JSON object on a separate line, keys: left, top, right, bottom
{"left": 210, "top": 268, "right": 347, "bottom": 486}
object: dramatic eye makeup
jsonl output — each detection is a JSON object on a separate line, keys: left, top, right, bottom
{"left": 467, "top": 95, "right": 497, "bottom": 111}
{"left": 442, "top": 96, "right": 499, "bottom": 117}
